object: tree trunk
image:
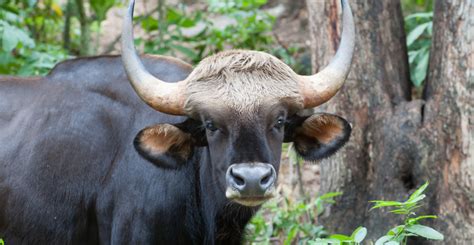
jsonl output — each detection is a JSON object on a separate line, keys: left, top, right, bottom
{"left": 63, "top": 0, "right": 73, "bottom": 51}
{"left": 75, "top": 0, "right": 91, "bottom": 56}
{"left": 422, "top": 0, "right": 473, "bottom": 242}
{"left": 306, "top": 0, "right": 473, "bottom": 243}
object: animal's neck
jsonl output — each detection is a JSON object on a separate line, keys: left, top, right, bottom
{"left": 195, "top": 148, "right": 257, "bottom": 244}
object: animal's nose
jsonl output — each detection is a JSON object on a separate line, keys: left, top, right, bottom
{"left": 226, "top": 163, "right": 276, "bottom": 196}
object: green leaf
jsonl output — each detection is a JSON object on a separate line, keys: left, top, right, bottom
{"left": 311, "top": 238, "right": 341, "bottom": 244}
{"left": 406, "top": 22, "right": 430, "bottom": 46}
{"left": 329, "top": 234, "right": 352, "bottom": 241}
{"left": 405, "top": 224, "right": 444, "bottom": 240}
{"left": 405, "top": 12, "right": 433, "bottom": 20}
{"left": 405, "top": 194, "right": 426, "bottom": 204}
{"left": 2, "top": 22, "right": 34, "bottom": 52}
{"left": 385, "top": 242, "right": 400, "bottom": 245}
{"left": 284, "top": 225, "right": 299, "bottom": 245}
{"left": 140, "top": 16, "right": 158, "bottom": 31}
{"left": 90, "top": 0, "right": 116, "bottom": 21}
{"left": 166, "top": 7, "right": 182, "bottom": 24}
{"left": 407, "top": 215, "right": 437, "bottom": 225}
{"left": 370, "top": 201, "right": 403, "bottom": 210}
{"left": 2, "top": 24, "right": 19, "bottom": 52}
{"left": 350, "top": 226, "right": 367, "bottom": 243}
{"left": 389, "top": 209, "right": 409, "bottom": 215}
{"left": 375, "top": 235, "right": 394, "bottom": 245}
{"left": 388, "top": 225, "right": 405, "bottom": 236}
{"left": 411, "top": 50, "right": 430, "bottom": 87}
{"left": 408, "top": 50, "right": 420, "bottom": 64}
{"left": 407, "top": 182, "right": 429, "bottom": 202}
{"left": 179, "top": 18, "right": 196, "bottom": 28}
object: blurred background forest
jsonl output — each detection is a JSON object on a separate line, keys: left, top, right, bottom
{"left": 1, "top": 0, "right": 472, "bottom": 244}
{"left": 0, "top": 0, "right": 432, "bottom": 85}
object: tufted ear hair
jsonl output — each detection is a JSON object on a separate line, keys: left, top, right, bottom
{"left": 284, "top": 113, "right": 351, "bottom": 161}
{"left": 134, "top": 124, "right": 194, "bottom": 169}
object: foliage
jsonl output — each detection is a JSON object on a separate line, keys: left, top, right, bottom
{"left": 401, "top": 0, "right": 433, "bottom": 88}
{"left": 404, "top": 12, "right": 432, "bottom": 87}
{"left": 205, "top": 0, "right": 275, "bottom": 51}
{"left": 137, "top": 0, "right": 297, "bottom": 67}
{"left": 0, "top": 238, "right": 3, "bottom": 245}
{"left": 0, "top": 0, "right": 122, "bottom": 75}
{"left": 310, "top": 226, "right": 367, "bottom": 245}
{"left": 245, "top": 192, "right": 342, "bottom": 244}
{"left": 245, "top": 182, "right": 443, "bottom": 245}
{"left": 401, "top": 0, "right": 433, "bottom": 16}
{"left": 370, "top": 182, "right": 444, "bottom": 244}
{"left": 136, "top": 4, "right": 203, "bottom": 63}
{"left": 138, "top": 0, "right": 274, "bottom": 63}
{"left": 0, "top": 1, "right": 69, "bottom": 75}
{"left": 90, "top": 0, "right": 116, "bottom": 22}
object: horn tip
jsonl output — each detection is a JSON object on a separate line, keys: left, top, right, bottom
{"left": 341, "top": 0, "right": 351, "bottom": 9}
{"left": 128, "top": 0, "right": 135, "bottom": 17}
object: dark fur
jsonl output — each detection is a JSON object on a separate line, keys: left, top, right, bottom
{"left": 0, "top": 55, "right": 349, "bottom": 244}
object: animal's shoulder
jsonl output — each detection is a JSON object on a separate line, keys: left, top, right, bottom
{"left": 47, "top": 54, "right": 192, "bottom": 85}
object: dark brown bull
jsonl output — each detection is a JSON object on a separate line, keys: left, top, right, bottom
{"left": 0, "top": 0, "right": 354, "bottom": 243}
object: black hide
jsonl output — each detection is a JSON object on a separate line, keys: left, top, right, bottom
{"left": 0, "top": 55, "right": 255, "bottom": 244}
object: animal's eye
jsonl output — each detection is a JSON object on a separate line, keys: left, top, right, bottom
{"left": 274, "top": 117, "right": 285, "bottom": 129}
{"left": 205, "top": 120, "right": 218, "bottom": 132}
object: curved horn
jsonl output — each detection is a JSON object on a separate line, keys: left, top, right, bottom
{"left": 299, "top": 0, "right": 355, "bottom": 108}
{"left": 121, "top": 0, "right": 186, "bottom": 115}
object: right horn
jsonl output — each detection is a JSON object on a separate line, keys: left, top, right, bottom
{"left": 121, "top": 0, "right": 186, "bottom": 115}
{"left": 298, "top": 0, "right": 355, "bottom": 108}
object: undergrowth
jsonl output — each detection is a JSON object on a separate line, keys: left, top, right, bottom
{"left": 245, "top": 182, "right": 444, "bottom": 245}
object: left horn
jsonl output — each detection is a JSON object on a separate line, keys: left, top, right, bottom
{"left": 298, "top": 0, "right": 355, "bottom": 108}
{"left": 121, "top": 0, "right": 186, "bottom": 115}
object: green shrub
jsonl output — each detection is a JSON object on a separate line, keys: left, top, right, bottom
{"left": 0, "top": 0, "right": 69, "bottom": 75}
{"left": 310, "top": 226, "right": 367, "bottom": 245}
{"left": 0, "top": 0, "right": 122, "bottom": 75}
{"left": 370, "top": 182, "right": 443, "bottom": 244}
{"left": 245, "top": 182, "right": 444, "bottom": 245}
{"left": 245, "top": 192, "right": 341, "bottom": 244}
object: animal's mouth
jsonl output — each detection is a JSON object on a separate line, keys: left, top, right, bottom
{"left": 225, "top": 185, "right": 276, "bottom": 207}
{"left": 230, "top": 196, "right": 273, "bottom": 206}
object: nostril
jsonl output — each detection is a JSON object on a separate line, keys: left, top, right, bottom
{"left": 260, "top": 172, "right": 272, "bottom": 186}
{"left": 234, "top": 175, "right": 245, "bottom": 186}
{"left": 230, "top": 169, "right": 245, "bottom": 186}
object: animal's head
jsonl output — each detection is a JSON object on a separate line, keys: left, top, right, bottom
{"left": 122, "top": 0, "right": 355, "bottom": 206}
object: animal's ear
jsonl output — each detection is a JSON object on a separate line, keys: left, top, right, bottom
{"left": 134, "top": 124, "right": 194, "bottom": 169}
{"left": 285, "top": 113, "right": 351, "bottom": 161}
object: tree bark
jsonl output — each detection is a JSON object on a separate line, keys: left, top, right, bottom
{"left": 422, "top": 0, "right": 473, "bottom": 242}
{"left": 306, "top": 0, "right": 473, "bottom": 243}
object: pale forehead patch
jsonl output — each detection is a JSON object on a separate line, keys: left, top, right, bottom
{"left": 184, "top": 50, "right": 303, "bottom": 114}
